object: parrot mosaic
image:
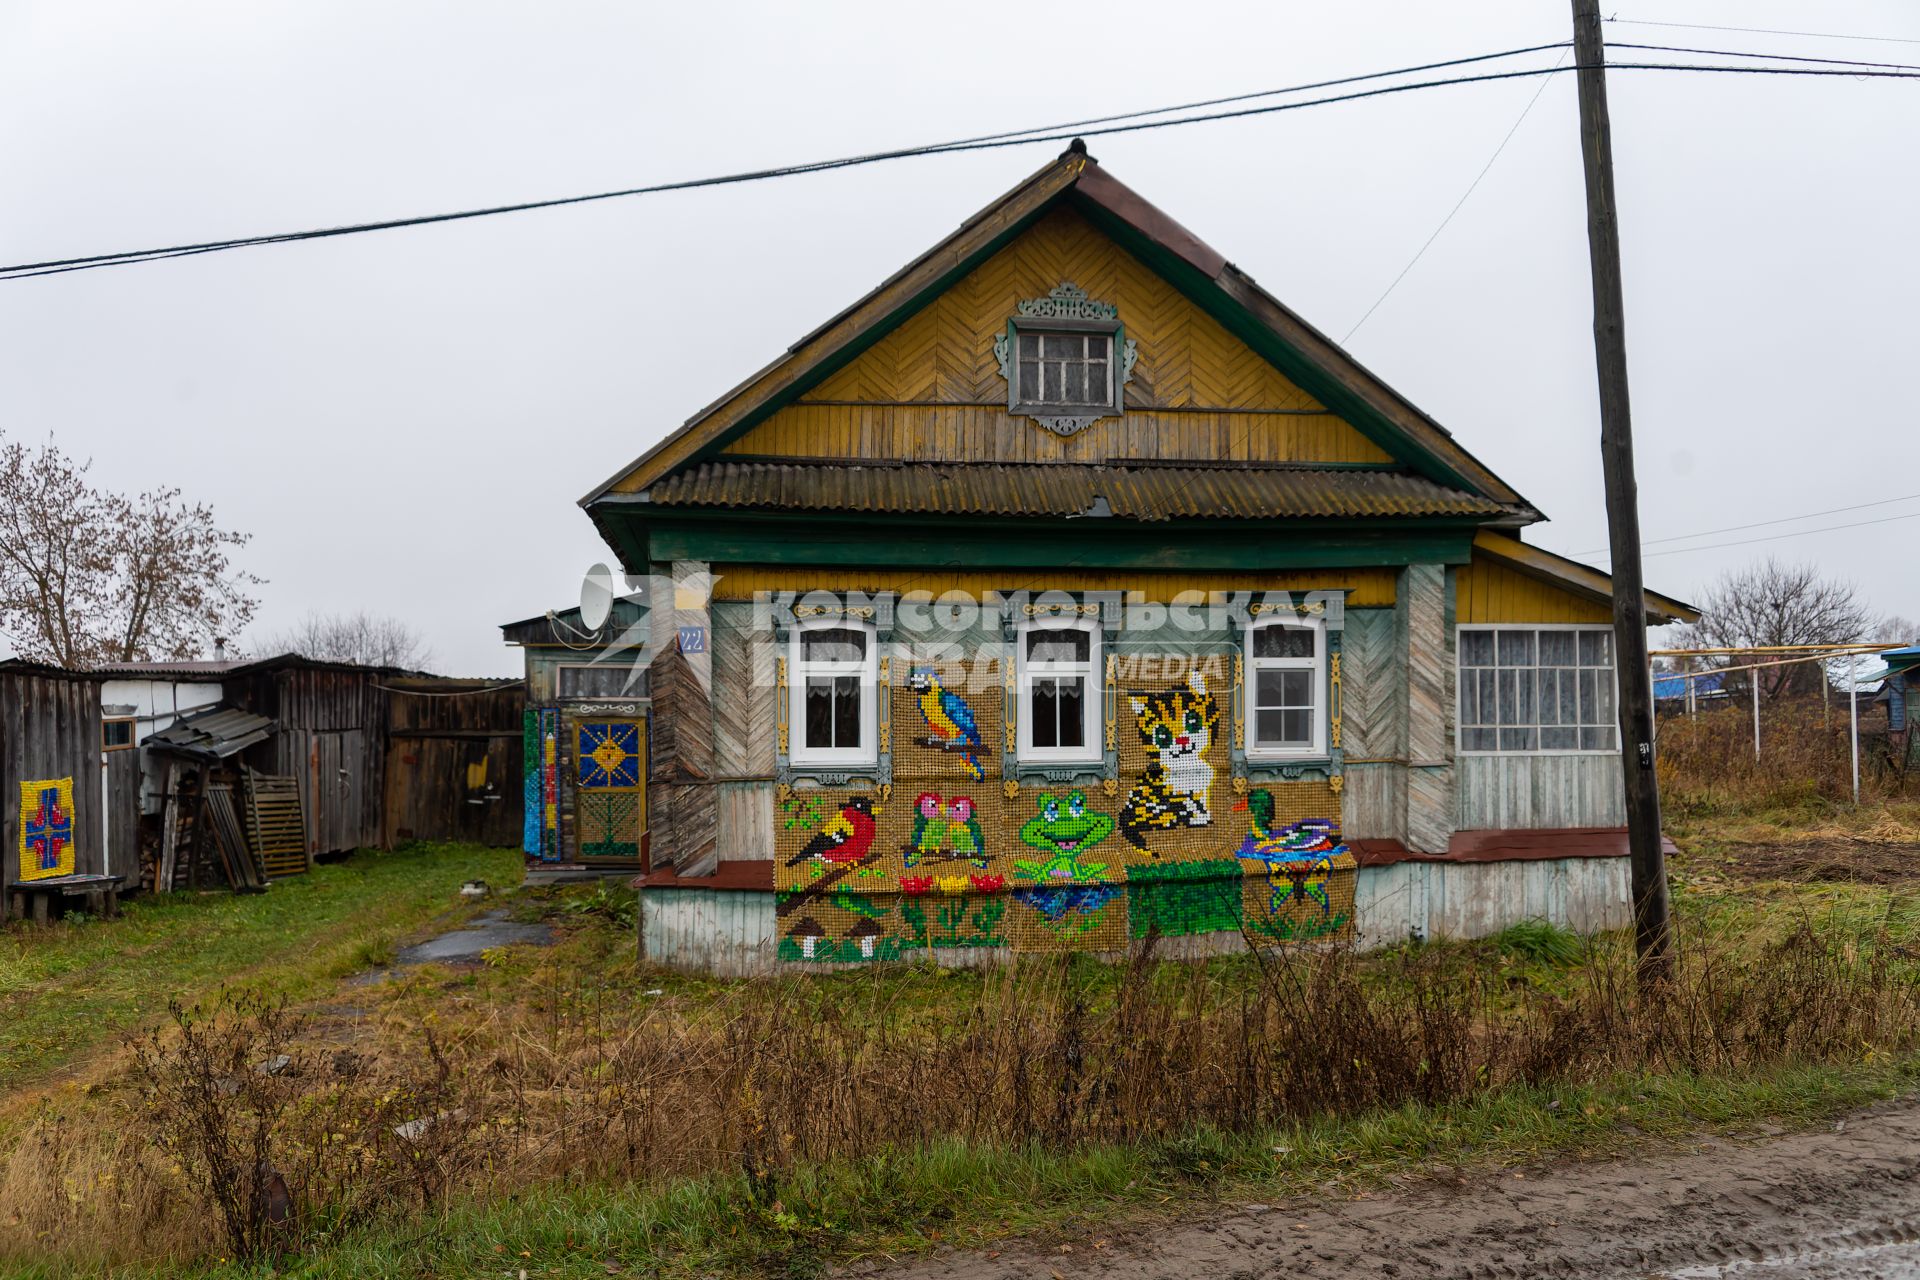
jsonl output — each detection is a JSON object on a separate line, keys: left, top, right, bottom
{"left": 908, "top": 666, "right": 985, "bottom": 781}
{"left": 946, "top": 795, "right": 987, "bottom": 868}
{"left": 907, "top": 791, "right": 947, "bottom": 867}
{"left": 787, "top": 795, "right": 882, "bottom": 867}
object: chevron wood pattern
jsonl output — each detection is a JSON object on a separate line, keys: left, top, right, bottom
{"left": 710, "top": 611, "right": 753, "bottom": 779}
{"left": 1402, "top": 565, "right": 1451, "bottom": 767}
{"left": 1339, "top": 609, "right": 1402, "bottom": 761}
{"left": 723, "top": 206, "right": 1392, "bottom": 466}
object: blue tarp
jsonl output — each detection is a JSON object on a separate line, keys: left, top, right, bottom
{"left": 1654, "top": 671, "right": 1725, "bottom": 701}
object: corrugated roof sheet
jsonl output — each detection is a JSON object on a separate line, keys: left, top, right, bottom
{"left": 645, "top": 461, "right": 1510, "bottom": 522}
{"left": 144, "top": 705, "right": 276, "bottom": 759}
{"left": 94, "top": 659, "right": 247, "bottom": 677}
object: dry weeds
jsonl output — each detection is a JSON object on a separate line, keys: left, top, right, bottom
{"left": 3, "top": 919, "right": 1915, "bottom": 1273}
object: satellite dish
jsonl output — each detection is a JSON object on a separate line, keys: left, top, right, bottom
{"left": 579, "top": 563, "right": 616, "bottom": 631}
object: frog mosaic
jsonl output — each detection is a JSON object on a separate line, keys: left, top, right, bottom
{"left": 1013, "top": 789, "right": 1115, "bottom": 883}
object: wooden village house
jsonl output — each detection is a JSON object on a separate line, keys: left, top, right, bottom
{"left": 509, "top": 143, "right": 1698, "bottom": 973}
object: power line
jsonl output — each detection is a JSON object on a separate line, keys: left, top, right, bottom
{"left": 1598, "top": 508, "right": 1920, "bottom": 561}
{"left": 1343, "top": 46, "right": 1568, "bottom": 342}
{"left": 0, "top": 43, "right": 1572, "bottom": 282}
{"left": 1605, "top": 16, "right": 1920, "bottom": 46}
{"left": 1610, "top": 40, "right": 1920, "bottom": 73}
{"left": 11, "top": 53, "right": 1920, "bottom": 283}
{"left": 1345, "top": 36, "right": 1919, "bottom": 403}
{"left": 1568, "top": 491, "right": 1920, "bottom": 558}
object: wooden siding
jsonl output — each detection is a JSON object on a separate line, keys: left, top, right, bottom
{"left": 1456, "top": 556, "right": 1612, "bottom": 624}
{"left": 1454, "top": 754, "right": 1627, "bottom": 829}
{"left": 227, "top": 666, "right": 387, "bottom": 856}
{"left": 640, "top": 888, "right": 777, "bottom": 977}
{"left": 715, "top": 206, "right": 1393, "bottom": 468}
{"left": 104, "top": 747, "right": 140, "bottom": 881}
{"left": 1353, "top": 857, "right": 1629, "bottom": 950}
{"left": 0, "top": 671, "right": 109, "bottom": 905}
{"left": 714, "top": 781, "right": 774, "bottom": 860}
{"left": 710, "top": 566, "right": 1398, "bottom": 608}
{"left": 383, "top": 682, "right": 525, "bottom": 848}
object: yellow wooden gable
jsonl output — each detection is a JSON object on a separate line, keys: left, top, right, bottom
{"left": 722, "top": 205, "right": 1392, "bottom": 467}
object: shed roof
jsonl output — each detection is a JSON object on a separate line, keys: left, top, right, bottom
{"left": 93, "top": 659, "right": 248, "bottom": 678}
{"left": 142, "top": 705, "right": 276, "bottom": 760}
{"left": 645, "top": 459, "right": 1511, "bottom": 522}
{"left": 0, "top": 659, "right": 106, "bottom": 682}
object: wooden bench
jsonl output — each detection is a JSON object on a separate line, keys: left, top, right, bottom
{"left": 9, "top": 874, "right": 125, "bottom": 925}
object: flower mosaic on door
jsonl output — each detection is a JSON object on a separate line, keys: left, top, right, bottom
{"left": 18, "top": 778, "right": 76, "bottom": 882}
{"left": 774, "top": 657, "right": 1355, "bottom": 963}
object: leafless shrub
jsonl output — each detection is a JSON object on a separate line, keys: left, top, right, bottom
{"left": 12, "top": 921, "right": 1920, "bottom": 1272}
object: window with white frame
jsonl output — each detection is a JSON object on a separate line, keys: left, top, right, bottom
{"left": 790, "top": 621, "right": 878, "bottom": 766}
{"left": 1458, "top": 627, "right": 1617, "bottom": 753}
{"left": 1245, "top": 616, "right": 1327, "bottom": 758}
{"left": 1016, "top": 619, "right": 1101, "bottom": 763}
{"left": 1013, "top": 330, "right": 1117, "bottom": 413}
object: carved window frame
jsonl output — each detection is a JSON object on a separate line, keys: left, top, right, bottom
{"left": 992, "top": 283, "right": 1139, "bottom": 438}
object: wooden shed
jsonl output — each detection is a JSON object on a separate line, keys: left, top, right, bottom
{"left": 0, "top": 661, "right": 141, "bottom": 915}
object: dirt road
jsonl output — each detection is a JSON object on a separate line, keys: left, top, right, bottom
{"left": 874, "top": 1099, "right": 1920, "bottom": 1279}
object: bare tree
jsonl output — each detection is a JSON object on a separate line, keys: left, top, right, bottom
{"left": 0, "top": 433, "right": 260, "bottom": 667}
{"left": 1877, "top": 614, "right": 1919, "bottom": 646}
{"left": 1672, "top": 558, "right": 1875, "bottom": 701}
{"left": 261, "top": 610, "right": 434, "bottom": 671}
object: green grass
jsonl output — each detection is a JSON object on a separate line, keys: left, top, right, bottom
{"left": 70, "top": 1055, "right": 1916, "bottom": 1280}
{"left": 0, "top": 843, "right": 520, "bottom": 1084}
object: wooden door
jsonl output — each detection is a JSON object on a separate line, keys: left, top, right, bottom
{"left": 570, "top": 717, "right": 647, "bottom": 865}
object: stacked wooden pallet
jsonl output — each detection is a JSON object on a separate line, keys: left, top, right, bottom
{"left": 244, "top": 772, "right": 310, "bottom": 878}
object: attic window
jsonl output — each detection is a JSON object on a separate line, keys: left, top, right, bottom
{"left": 1016, "top": 332, "right": 1112, "bottom": 408}
{"left": 994, "top": 283, "right": 1138, "bottom": 438}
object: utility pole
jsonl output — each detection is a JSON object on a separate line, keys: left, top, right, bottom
{"left": 1570, "top": 0, "right": 1672, "bottom": 978}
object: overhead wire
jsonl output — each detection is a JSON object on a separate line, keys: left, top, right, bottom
{"left": 1604, "top": 16, "right": 1920, "bottom": 46}
{"left": 1565, "top": 491, "right": 1920, "bottom": 558}
{"left": 0, "top": 42, "right": 1575, "bottom": 282}
{"left": 1342, "top": 45, "right": 1569, "bottom": 342}
{"left": 1596, "top": 509, "right": 1920, "bottom": 562}
{"left": 12, "top": 50, "right": 1920, "bottom": 282}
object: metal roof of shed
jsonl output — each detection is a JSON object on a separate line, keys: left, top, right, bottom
{"left": 143, "top": 705, "right": 276, "bottom": 759}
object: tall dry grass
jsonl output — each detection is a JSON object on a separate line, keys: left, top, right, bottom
{"left": 1657, "top": 700, "right": 1912, "bottom": 815}
{"left": 4, "top": 921, "right": 1916, "bottom": 1272}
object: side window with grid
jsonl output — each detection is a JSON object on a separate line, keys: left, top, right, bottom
{"left": 1459, "top": 627, "right": 1617, "bottom": 753}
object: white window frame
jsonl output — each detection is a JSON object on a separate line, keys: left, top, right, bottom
{"left": 1244, "top": 616, "right": 1328, "bottom": 761}
{"left": 1015, "top": 617, "right": 1103, "bottom": 765}
{"left": 1456, "top": 623, "right": 1620, "bottom": 757}
{"left": 555, "top": 662, "right": 645, "bottom": 701}
{"left": 789, "top": 618, "right": 879, "bottom": 768}
{"left": 1009, "top": 324, "right": 1122, "bottom": 417}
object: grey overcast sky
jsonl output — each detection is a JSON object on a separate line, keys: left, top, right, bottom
{"left": 4, "top": 1, "right": 1916, "bottom": 675}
